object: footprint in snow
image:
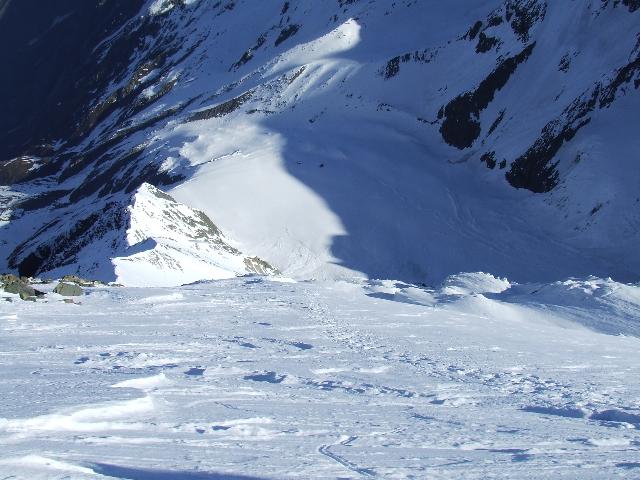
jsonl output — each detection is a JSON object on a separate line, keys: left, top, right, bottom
{"left": 184, "top": 367, "right": 206, "bottom": 376}
{"left": 521, "top": 405, "right": 586, "bottom": 419}
{"left": 260, "top": 337, "right": 313, "bottom": 350}
{"left": 211, "top": 425, "right": 231, "bottom": 431}
{"left": 244, "top": 371, "right": 286, "bottom": 383}
{"left": 224, "top": 337, "right": 259, "bottom": 349}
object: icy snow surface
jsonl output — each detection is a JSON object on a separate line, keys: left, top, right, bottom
{"left": 1, "top": 274, "right": 640, "bottom": 478}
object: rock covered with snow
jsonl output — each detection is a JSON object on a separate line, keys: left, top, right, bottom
{"left": 114, "top": 183, "right": 279, "bottom": 286}
{"left": 440, "top": 272, "right": 511, "bottom": 296}
{"left": 7, "top": 183, "right": 276, "bottom": 286}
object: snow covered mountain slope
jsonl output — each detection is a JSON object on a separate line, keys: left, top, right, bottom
{"left": 1, "top": 0, "right": 639, "bottom": 284}
{"left": 7, "top": 183, "right": 276, "bottom": 286}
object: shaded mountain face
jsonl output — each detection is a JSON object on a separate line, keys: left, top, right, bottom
{"left": 0, "top": 0, "right": 638, "bottom": 285}
{"left": 0, "top": 0, "right": 147, "bottom": 161}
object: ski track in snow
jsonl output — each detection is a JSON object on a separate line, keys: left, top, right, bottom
{"left": 0, "top": 277, "right": 640, "bottom": 478}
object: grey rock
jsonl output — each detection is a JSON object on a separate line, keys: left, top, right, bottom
{"left": 1, "top": 275, "right": 44, "bottom": 300}
{"left": 53, "top": 282, "right": 83, "bottom": 297}
{"left": 61, "top": 275, "right": 102, "bottom": 287}
{"left": 6, "top": 281, "right": 35, "bottom": 296}
{"left": 2, "top": 278, "right": 44, "bottom": 301}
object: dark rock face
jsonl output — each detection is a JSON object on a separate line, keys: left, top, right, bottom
{"left": 338, "top": 0, "right": 359, "bottom": 7}
{"left": 602, "top": 0, "right": 640, "bottom": 12}
{"left": 466, "top": 21, "right": 483, "bottom": 40}
{"left": 439, "top": 43, "right": 535, "bottom": 150}
{"left": 187, "top": 91, "right": 254, "bottom": 122}
{"left": 384, "top": 56, "right": 402, "bottom": 79}
{"left": 481, "top": 152, "right": 497, "bottom": 169}
{"left": 231, "top": 34, "right": 267, "bottom": 70}
{"left": 14, "top": 189, "right": 70, "bottom": 212}
{"left": 9, "top": 201, "right": 128, "bottom": 277}
{"left": 275, "top": 24, "right": 300, "bottom": 47}
{"left": 476, "top": 32, "right": 500, "bottom": 53}
{"left": 0, "top": 157, "right": 46, "bottom": 185}
{"left": 0, "top": 0, "right": 192, "bottom": 215}
{"left": 507, "top": 53, "right": 640, "bottom": 193}
{"left": 487, "top": 110, "right": 506, "bottom": 135}
{"left": 624, "top": 0, "right": 640, "bottom": 12}
{"left": 505, "top": 0, "right": 547, "bottom": 42}
{"left": 505, "top": 121, "right": 571, "bottom": 192}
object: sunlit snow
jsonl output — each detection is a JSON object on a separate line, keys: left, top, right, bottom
{"left": 1, "top": 275, "right": 639, "bottom": 478}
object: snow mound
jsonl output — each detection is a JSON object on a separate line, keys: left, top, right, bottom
{"left": 0, "top": 455, "right": 94, "bottom": 476}
{"left": 113, "top": 183, "right": 278, "bottom": 287}
{"left": 496, "top": 277, "right": 640, "bottom": 336}
{"left": 440, "top": 272, "right": 511, "bottom": 296}
{"left": 378, "top": 274, "right": 640, "bottom": 337}
{"left": 112, "top": 373, "right": 171, "bottom": 391}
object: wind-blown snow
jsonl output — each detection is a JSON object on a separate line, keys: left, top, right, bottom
{"left": 1, "top": 275, "right": 639, "bottom": 478}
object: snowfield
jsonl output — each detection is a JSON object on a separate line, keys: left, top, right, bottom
{"left": 1, "top": 3, "right": 639, "bottom": 477}
{"left": 1, "top": 274, "right": 640, "bottom": 479}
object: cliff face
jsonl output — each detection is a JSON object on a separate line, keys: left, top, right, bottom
{"left": 0, "top": 0, "right": 148, "bottom": 161}
{"left": 1, "top": 0, "right": 639, "bottom": 284}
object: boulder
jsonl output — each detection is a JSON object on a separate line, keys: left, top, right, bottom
{"left": 0, "top": 273, "right": 20, "bottom": 285}
{"left": 5, "top": 280, "right": 34, "bottom": 296}
{"left": 61, "top": 275, "right": 100, "bottom": 287}
{"left": 53, "top": 282, "right": 83, "bottom": 296}
{"left": 1, "top": 275, "right": 45, "bottom": 299}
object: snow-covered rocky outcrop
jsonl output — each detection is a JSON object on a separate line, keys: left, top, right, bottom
{"left": 1, "top": 0, "right": 639, "bottom": 284}
{"left": 6, "top": 183, "right": 276, "bottom": 286}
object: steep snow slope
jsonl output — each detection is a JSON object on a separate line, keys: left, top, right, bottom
{"left": 1, "top": 0, "right": 639, "bottom": 284}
